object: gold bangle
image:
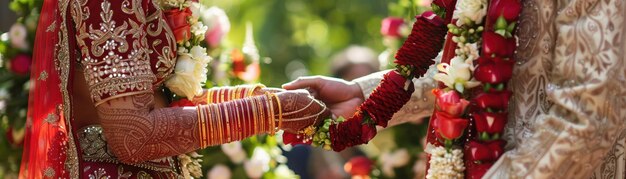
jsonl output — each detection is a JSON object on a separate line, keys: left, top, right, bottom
{"left": 267, "top": 93, "right": 276, "bottom": 135}
{"left": 215, "top": 105, "right": 223, "bottom": 144}
{"left": 269, "top": 92, "right": 282, "bottom": 131}
{"left": 206, "top": 89, "right": 213, "bottom": 104}
{"left": 196, "top": 106, "right": 204, "bottom": 147}
{"left": 208, "top": 105, "right": 216, "bottom": 145}
{"left": 265, "top": 93, "right": 273, "bottom": 135}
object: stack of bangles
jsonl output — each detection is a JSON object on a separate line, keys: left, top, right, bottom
{"left": 205, "top": 84, "right": 266, "bottom": 104}
{"left": 196, "top": 92, "right": 283, "bottom": 148}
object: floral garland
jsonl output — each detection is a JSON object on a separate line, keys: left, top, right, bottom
{"left": 425, "top": 0, "right": 522, "bottom": 178}
{"left": 161, "top": 0, "right": 212, "bottom": 100}
{"left": 283, "top": 0, "right": 455, "bottom": 150}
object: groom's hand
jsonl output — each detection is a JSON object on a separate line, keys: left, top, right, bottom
{"left": 282, "top": 76, "right": 364, "bottom": 119}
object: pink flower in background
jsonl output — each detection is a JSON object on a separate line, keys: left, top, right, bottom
{"left": 419, "top": 0, "right": 433, "bottom": 7}
{"left": 200, "top": 7, "right": 231, "bottom": 48}
{"left": 9, "top": 23, "right": 29, "bottom": 50}
{"left": 381, "top": 17, "right": 405, "bottom": 38}
{"left": 9, "top": 54, "right": 31, "bottom": 75}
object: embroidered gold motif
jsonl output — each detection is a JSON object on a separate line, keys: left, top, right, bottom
{"left": 44, "top": 113, "right": 59, "bottom": 124}
{"left": 88, "top": 168, "right": 110, "bottom": 179}
{"left": 117, "top": 166, "right": 132, "bottom": 179}
{"left": 43, "top": 167, "right": 55, "bottom": 178}
{"left": 38, "top": 71, "right": 49, "bottom": 81}
{"left": 137, "top": 171, "right": 154, "bottom": 179}
{"left": 59, "top": 0, "right": 79, "bottom": 177}
{"left": 46, "top": 20, "right": 56, "bottom": 32}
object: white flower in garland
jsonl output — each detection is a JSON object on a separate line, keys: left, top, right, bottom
{"left": 165, "top": 46, "right": 211, "bottom": 99}
{"left": 425, "top": 144, "right": 465, "bottom": 179}
{"left": 433, "top": 56, "right": 480, "bottom": 93}
{"left": 453, "top": 0, "right": 487, "bottom": 26}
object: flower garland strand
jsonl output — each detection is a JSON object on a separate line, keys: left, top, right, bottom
{"left": 464, "top": 0, "right": 521, "bottom": 178}
{"left": 424, "top": 0, "right": 522, "bottom": 178}
{"left": 283, "top": 1, "right": 456, "bottom": 152}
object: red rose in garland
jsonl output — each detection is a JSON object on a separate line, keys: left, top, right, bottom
{"left": 465, "top": 140, "right": 505, "bottom": 163}
{"left": 482, "top": 31, "right": 516, "bottom": 58}
{"left": 487, "top": 0, "right": 523, "bottom": 22}
{"left": 474, "top": 57, "right": 515, "bottom": 84}
{"left": 433, "top": 89, "right": 470, "bottom": 117}
{"left": 472, "top": 111, "right": 508, "bottom": 135}
{"left": 472, "top": 91, "right": 512, "bottom": 111}
{"left": 434, "top": 112, "right": 469, "bottom": 140}
{"left": 164, "top": 8, "right": 192, "bottom": 43}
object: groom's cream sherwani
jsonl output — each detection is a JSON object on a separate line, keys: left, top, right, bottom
{"left": 354, "top": 0, "right": 626, "bottom": 178}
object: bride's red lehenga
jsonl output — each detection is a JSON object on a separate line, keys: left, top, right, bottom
{"left": 20, "top": 0, "right": 182, "bottom": 177}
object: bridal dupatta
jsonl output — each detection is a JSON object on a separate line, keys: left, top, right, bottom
{"left": 19, "top": 0, "right": 79, "bottom": 177}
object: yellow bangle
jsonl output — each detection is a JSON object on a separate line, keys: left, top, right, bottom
{"left": 270, "top": 93, "right": 282, "bottom": 130}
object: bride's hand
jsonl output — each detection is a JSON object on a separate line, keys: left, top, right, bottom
{"left": 252, "top": 87, "right": 285, "bottom": 96}
{"left": 275, "top": 90, "right": 330, "bottom": 133}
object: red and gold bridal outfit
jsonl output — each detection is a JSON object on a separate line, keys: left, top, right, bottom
{"left": 20, "top": 0, "right": 182, "bottom": 177}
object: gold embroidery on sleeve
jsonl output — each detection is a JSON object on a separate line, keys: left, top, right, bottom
{"left": 74, "top": 0, "right": 156, "bottom": 105}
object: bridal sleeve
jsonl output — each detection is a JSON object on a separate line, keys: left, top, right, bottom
{"left": 484, "top": 0, "right": 626, "bottom": 178}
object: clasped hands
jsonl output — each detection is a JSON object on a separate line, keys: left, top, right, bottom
{"left": 268, "top": 76, "right": 363, "bottom": 134}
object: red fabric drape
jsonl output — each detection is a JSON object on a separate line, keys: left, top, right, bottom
{"left": 19, "top": 0, "right": 72, "bottom": 178}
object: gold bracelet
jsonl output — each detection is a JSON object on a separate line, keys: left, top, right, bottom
{"left": 266, "top": 92, "right": 275, "bottom": 135}
{"left": 270, "top": 93, "right": 283, "bottom": 131}
{"left": 196, "top": 106, "right": 204, "bottom": 147}
{"left": 269, "top": 92, "right": 282, "bottom": 131}
{"left": 208, "top": 105, "right": 217, "bottom": 146}
{"left": 257, "top": 96, "right": 266, "bottom": 133}
{"left": 215, "top": 104, "right": 223, "bottom": 144}
{"left": 206, "top": 89, "right": 213, "bottom": 104}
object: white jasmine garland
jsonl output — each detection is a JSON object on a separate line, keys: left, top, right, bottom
{"left": 453, "top": 0, "right": 487, "bottom": 26}
{"left": 425, "top": 144, "right": 465, "bottom": 179}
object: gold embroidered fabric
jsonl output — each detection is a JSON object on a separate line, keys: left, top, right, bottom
{"left": 72, "top": 0, "right": 176, "bottom": 106}
{"left": 355, "top": 0, "right": 626, "bottom": 178}
{"left": 77, "top": 125, "right": 179, "bottom": 173}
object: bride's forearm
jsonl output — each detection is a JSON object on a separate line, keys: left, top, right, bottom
{"left": 98, "top": 93, "right": 278, "bottom": 164}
